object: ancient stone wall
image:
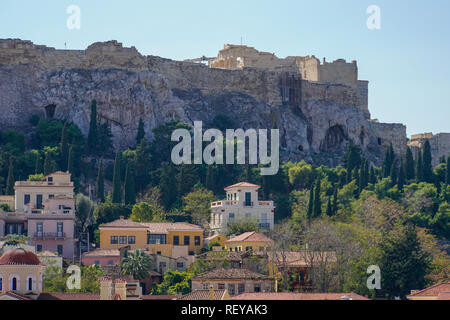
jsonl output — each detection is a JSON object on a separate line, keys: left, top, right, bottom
{"left": 408, "top": 133, "right": 450, "bottom": 166}
{"left": 318, "top": 59, "right": 358, "bottom": 88}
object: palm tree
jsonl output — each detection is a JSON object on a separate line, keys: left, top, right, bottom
{"left": 120, "top": 249, "right": 153, "bottom": 280}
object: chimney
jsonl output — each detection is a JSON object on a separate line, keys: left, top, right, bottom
{"left": 119, "top": 216, "right": 124, "bottom": 220}
{"left": 99, "top": 277, "right": 113, "bottom": 300}
{"left": 209, "top": 284, "right": 214, "bottom": 300}
{"left": 114, "top": 279, "right": 127, "bottom": 300}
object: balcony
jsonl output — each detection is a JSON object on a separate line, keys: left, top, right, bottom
{"left": 33, "top": 232, "right": 66, "bottom": 239}
{"left": 259, "top": 223, "right": 270, "bottom": 228}
{"left": 211, "top": 200, "right": 274, "bottom": 209}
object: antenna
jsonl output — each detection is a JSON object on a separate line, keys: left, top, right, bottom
{"left": 240, "top": 36, "right": 243, "bottom": 45}
{"left": 64, "top": 42, "right": 67, "bottom": 49}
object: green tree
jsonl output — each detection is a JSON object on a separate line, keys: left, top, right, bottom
{"left": 159, "top": 162, "right": 177, "bottom": 209}
{"left": 87, "top": 100, "right": 98, "bottom": 154}
{"left": 156, "top": 270, "right": 193, "bottom": 295}
{"left": 67, "top": 144, "right": 74, "bottom": 174}
{"left": 326, "top": 196, "right": 333, "bottom": 216}
{"left": 380, "top": 224, "right": 431, "bottom": 299}
{"left": 225, "top": 218, "right": 261, "bottom": 236}
{"left": 177, "top": 164, "right": 198, "bottom": 199}
{"left": 446, "top": 156, "right": 450, "bottom": 185}
{"left": 124, "top": 160, "right": 136, "bottom": 205}
{"left": 422, "top": 140, "right": 434, "bottom": 183}
{"left": 183, "top": 187, "right": 215, "bottom": 227}
{"left": 136, "top": 118, "right": 145, "bottom": 145}
{"left": 5, "top": 157, "right": 14, "bottom": 195}
{"left": 332, "top": 186, "right": 338, "bottom": 214}
{"left": 34, "top": 154, "right": 42, "bottom": 174}
{"left": 96, "top": 160, "right": 105, "bottom": 202}
{"left": 416, "top": 152, "right": 423, "bottom": 182}
{"left": 112, "top": 152, "right": 122, "bottom": 204}
{"left": 313, "top": 178, "right": 322, "bottom": 217}
{"left": 307, "top": 184, "right": 314, "bottom": 219}
{"left": 130, "top": 202, "right": 167, "bottom": 222}
{"left": 59, "top": 122, "right": 69, "bottom": 171}
{"left": 398, "top": 160, "right": 406, "bottom": 191}
{"left": 75, "top": 194, "right": 95, "bottom": 233}
{"left": 43, "top": 152, "right": 53, "bottom": 175}
{"left": 121, "top": 249, "right": 153, "bottom": 280}
{"left": 405, "top": 147, "right": 415, "bottom": 181}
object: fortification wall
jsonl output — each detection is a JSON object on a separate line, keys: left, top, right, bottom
{"left": 318, "top": 59, "right": 358, "bottom": 88}
{"left": 408, "top": 133, "right": 450, "bottom": 166}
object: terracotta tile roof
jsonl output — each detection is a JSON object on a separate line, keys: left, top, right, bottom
{"left": 407, "top": 282, "right": 450, "bottom": 298}
{"left": 37, "top": 293, "right": 101, "bottom": 300}
{"left": 141, "top": 222, "right": 203, "bottom": 234}
{"left": 226, "top": 231, "right": 273, "bottom": 243}
{"left": 192, "top": 268, "right": 271, "bottom": 280}
{"left": 205, "top": 234, "right": 226, "bottom": 241}
{"left": 268, "top": 251, "right": 337, "bottom": 266}
{"left": 0, "top": 248, "right": 44, "bottom": 266}
{"left": 438, "top": 292, "right": 450, "bottom": 300}
{"left": 139, "top": 294, "right": 181, "bottom": 300}
{"left": 178, "top": 290, "right": 227, "bottom": 300}
{"left": 0, "top": 291, "right": 33, "bottom": 300}
{"left": 100, "top": 218, "right": 146, "bottom": 228}
{"left": 37, "top": 250, "right": 58, "bottom": 257}
{"left": 224, "top": 182, "right": 260, "bottom": 190}
{"left": 231, "top": 292, "right": 370, "bottom": 300}
{"left": 82, "top": 249, "right": 120, "bottom": 257}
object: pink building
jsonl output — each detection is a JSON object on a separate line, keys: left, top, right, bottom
{"left": 82, "top": 249, "right": 121, "bottom": 267}
{"left": 15, "top": 172, "right": 76, "bottom": 260}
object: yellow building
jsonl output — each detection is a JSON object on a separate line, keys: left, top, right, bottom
{"left": 204, "top": 234, "right": 228, "bottom": 249}
{"left": 99, "top": 217, "right": 204, "bottom": 256}
{"left": 225, "top": 231, "right": 273, "bottom": 253}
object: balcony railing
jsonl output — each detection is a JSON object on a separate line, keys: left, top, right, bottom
{"left": 33, "top": 232, "right": 66, "bottom": 239}
{"left": 211, "top": 200, "right": 274, "bottom": 208}
{"left": 259, "top": 222, "right": 270, "bottom": 228}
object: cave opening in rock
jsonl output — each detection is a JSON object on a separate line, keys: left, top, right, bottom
{"left": 44, "top": 104, "right": 57, "bottom": 119}
{"left": 321, "top": 124, "right": 347, "bottom": 152}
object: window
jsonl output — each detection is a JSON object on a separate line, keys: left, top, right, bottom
{"left": 57, "top": 222, "right": 63, "bottom": 236}
{"left": 48, "top": 177, "right": 53, "bottom": 182}
{"left": 184, "top": 236, "right": 190, "bottom": 245}
{"left": 11, "top": 277, "right": 17, "bottom": 291}
{"left": 173, "top": 236, "right": 179, "bottom": 245}
{"left": 36, "top": 194, "right": 43, "bottom": 209}
{"left": 218, "top": 283, "right": 225, "bottom": 290}
{"left": 228, "top": 284, "right": 235, "bottom": 295}
{"left": 119, "top": 236, "right": 127, "bottom": 244}
{"left": 234, "top": 193, "right": 237, "bottom": 200}
{"left": 110, "top": 236, "right": 118, "bottom": 244}
{"left": 147, "top": 234, "right": 166, "bottom": 244}
{"left": 245, "top": 246, "right": 252, "bottom": 251}
{"left": 254, "top": 284, "right": 261, "bottom": 292}
{"left": 94, "top": 260, "right": 100, "bottom": 265}
{"left": 37, "top": 222, "right": 43, "bottom": 236}
{"left": 156, "top": 251, "right": 161, "bottom": 255}
{"left": 176, "top": 262, "right": 184, "bottom": 268}
{"left": 36, "top": 245, "right": 42, "bottom": 252}
{"left": 128, "top": 236, "right": 136, "bottom": 244}
{"left": 189, "top": 251, "right": 195, "bottom": 256}
{"left": 49, "top": 194, "right": 54, "bottom": 199}
{"left": 238, "top": 283, "right": 245, "bottom": 294}
{"left": 202, "top": 283, "right": 210, "bottom": 290}
{"left": 57, "top": 245, "right": 63, "bottom": 256}
{"left": 229, "top": 213, "right": 235, "bottom": 221}
{"left": 24, "top": 194, "right": 30, "bottom": 205}
{"left": 28, "top": 277, "right": 33, "bottom": 291}
{"left": 245, "top": 192, "right": 251, "bottom": 206}
{"left": 194, "top": 236, "right": 201, "bottom": 246}
{"left": 108, "top": 260, "right": 114, "bottom": 265}
{"left": 0, "top": 277, "right": 2, "bottom": 291}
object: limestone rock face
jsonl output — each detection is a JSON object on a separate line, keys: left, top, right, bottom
{"left": 0, "top": 40, "right": 409, "bottom": 166}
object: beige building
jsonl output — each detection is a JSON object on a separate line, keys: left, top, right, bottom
{"left": 191, "top": 268, "right": 274, "bottom": 296}
{"left": 0, "top": 248, "right": 45, "bottom": 300}
{"left": 210, "top": 182, "right": 275, "bottom": 234}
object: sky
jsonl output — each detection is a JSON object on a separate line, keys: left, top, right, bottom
{"left": 0, "top": 0, "right": 449, "bottom": 137}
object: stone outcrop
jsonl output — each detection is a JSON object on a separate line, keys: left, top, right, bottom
{"left": 0, "top": 39, "right": 409, "bottom": 166}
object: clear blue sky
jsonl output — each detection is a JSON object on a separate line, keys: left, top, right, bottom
{"left": 1, "top": 0, "right": 449, "bottom": 136}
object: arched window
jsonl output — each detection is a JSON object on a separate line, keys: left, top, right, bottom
{"left": 9, "top": 274, "right": 20, "bottom": 291}
{"left": 26, "top": 275, "right": 36, "bottom": 291}
{"left": 0, "top": 274, "right": 3, "bottom": 292}
{"left": 28, "top": 277, "right": 33, "bottom": 291}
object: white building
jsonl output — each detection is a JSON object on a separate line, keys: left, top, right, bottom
{"left": 210, "top": 182, "right": 275, "bottom": 234}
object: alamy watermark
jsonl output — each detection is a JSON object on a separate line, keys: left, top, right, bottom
{"left": 366, "top": 265, "right": 381, "bottom": 290}
{"left": 171, "top": 121, "right": 279, "bottom": 175}
{"left": 67, "top": 5, "right": 81, "bottom": 30}
{"left": 367, "top": 5, "right": 381, "bottom": 30}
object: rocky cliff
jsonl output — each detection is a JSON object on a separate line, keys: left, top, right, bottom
{"left": 0, "top": 39, "right": 408, "bottom": 166}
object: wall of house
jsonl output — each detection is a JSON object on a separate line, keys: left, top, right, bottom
{"left": 0, "top": 265, "right": 44, "bottom": 297}
{"left": 81, "top": 255, "right": 119, "bottom": 267}
{"left": 225, "top": 240, "right": 272, "bottom": 252}
{"left": 99, "top": 228, "right": 148, "bottom": 250}
{"left": 191, "top": 279, "right": 274, "bottom": 295}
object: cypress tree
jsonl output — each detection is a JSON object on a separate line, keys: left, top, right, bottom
{"left": 87, "top": 100, "right": 98, "bottom": 154}
{"left": 60, "top": 122, "right": 69, "bottom": 171}
{"left": 440, "top": 155, "right": 446, "bottom": 164}
{"left": 326, "top": 197, "right": 333, "bottom": 216}
{"left": 398, "top": 160, "right": 406, "bottom": 191}
{"left": 313, "top": 178, "right": 322, "bottom": 217}
{"left": 359, "top": 162, "right": 365, "bottom": 193}
{"left": 160, "top": 162, "right": 177, "bottom": 209}
{"left": 6, "top": 158, "right": 14, "bottom": 195}
{"left": 416, "top": 152, "right": 423, "bottom": 182}
{"left": 346, "top": 160, "right": 352, "bottom": 183}
{"left": 446, "top": 156, "right": 450, "bottom": 185}
{"left": 112, "top": 152, "right": 122, "bottom": 204}
{"left": 35, "top": 154, "right": 42, "bottom": 174}
{"left": 136, "top": 118, "right": 145, "bottom": 145}
{"left": 205, "top": 165, "right": 215, "bottom": 192}
{"left": 332, "top": 186, "right": 338, "bottom": 214}
{"left": 405, "top": 147, "right": 415, "bottom": 181}
{"left": 124, "top": 161, "right": 136, "bottom": 205}
{"left": 307, "top": 184, "right": 314, "bottom": 219}
{"left": 369, "top": 165, "right": 376, "bottom": 184}
{"left": 43, "top": 152, "right": 53, "bottom": 175}
{"left": 96, "top": 160, "right": 105, "bottom": 202}
{"left": 390, "top": 160, "right": 398, "bottom": 186}
{"left": 422, "top": 140, "right": 433, "bottom": 183}
{"left": 67, "top": 145, "right": 74, "bottom": 174}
